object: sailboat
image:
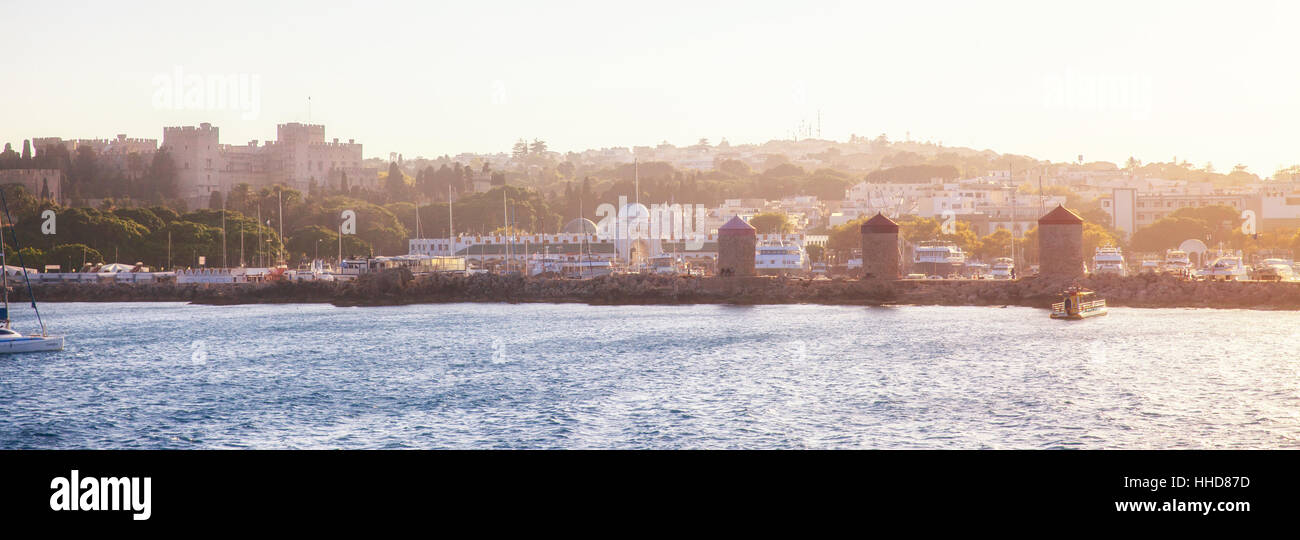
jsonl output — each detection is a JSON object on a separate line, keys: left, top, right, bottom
{"left": 0, "top": 190, "right": 64, "bottom": 353}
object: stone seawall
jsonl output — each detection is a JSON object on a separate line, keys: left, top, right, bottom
{"left": 19, "top": 272, "right": 1300, "bottom": 310}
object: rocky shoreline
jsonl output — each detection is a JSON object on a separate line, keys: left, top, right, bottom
{"left": 17, "top": 271, "right": 1300, "bottom": 310}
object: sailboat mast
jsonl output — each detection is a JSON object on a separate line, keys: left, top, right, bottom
{"left": 221, "top": 198, "right": 227, "bottom": 268}
{"left": 503, "top": 189, "right": 509, "bottom": 273}
{"left": 448, "top": 184, "right": 455, "bottom": 263}
{"left": 277, "top": 189, "right": 284, "bottom": 266}
{"left": 2, "top": 216, "right": 8, "bottom": 328}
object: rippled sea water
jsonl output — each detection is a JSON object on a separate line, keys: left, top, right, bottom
{"left": 1, "top": 302, "right": 1298, "bottom": 449}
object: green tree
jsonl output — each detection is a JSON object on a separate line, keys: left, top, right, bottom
{"left": 748, "top": 212, "right": 792, "bottom": 234}
{"left": 46, "top": 244, "right": 104, "bottom": 271}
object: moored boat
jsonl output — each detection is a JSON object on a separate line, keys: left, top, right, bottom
{"left": 0, "top": 189, "right": 64, "bottom": 354}
{"left": 1092, "top": 245, "right": 1127, "bottom": 276}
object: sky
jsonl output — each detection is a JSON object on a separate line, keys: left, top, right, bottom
{"left": 1, "top": 0, "right": 1297, "bottom": 176}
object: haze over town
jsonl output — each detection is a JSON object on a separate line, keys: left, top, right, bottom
{"left": 2, "top": 0, "right": 1298, "bottom": 177}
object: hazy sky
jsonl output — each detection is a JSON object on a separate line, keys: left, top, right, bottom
{"left": 2, "top": 0, "right": 1296, "bottom": 176}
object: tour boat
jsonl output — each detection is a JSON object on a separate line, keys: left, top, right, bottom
{"left": 912, "top": 240, "right": 965, "bottom": 277}
{"left": 0, "top": 191, "right": 64, "bottom": 354}
{"left": 1092, "top": 246, "right": 1127, "bottom": 276}
{"left": 1050, "top": 287, "right": 1108, "bottom": 320}
{"left": 755, "top": 241, "right": 806, "bottom": 276}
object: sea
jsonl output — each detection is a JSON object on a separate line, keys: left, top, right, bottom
{"left": 2, "top": 302, "right": 1298, "bottom": 449}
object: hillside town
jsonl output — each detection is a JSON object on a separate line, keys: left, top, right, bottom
{"left": 2, "top": 120, "right": 1299, "bottom": 285}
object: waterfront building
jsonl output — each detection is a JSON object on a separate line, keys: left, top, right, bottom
{"left": 859, "top": 212, "right": 900, "bottom": 280}
{"left": 1098, "top": 189, "right": 1249, "bottom": 236}
{"left": 1037, "top": 205, "right": 1085, "bottom": 281}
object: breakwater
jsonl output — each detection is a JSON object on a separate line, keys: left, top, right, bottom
{"left": 20, "top": 271, "right": 1300, "bottom": 310}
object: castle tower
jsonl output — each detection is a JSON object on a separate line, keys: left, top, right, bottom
{"left": 860, "top": 212, "right": 901, "bottom": 280}
{"left": 1037, "top": 205, "right": 1085, "bottom": 281}
{"left": 717, "top": 215, "right": 756, "bottom": 277}
{"left": 161, "top": 122, "right": 221, "bottom": 205}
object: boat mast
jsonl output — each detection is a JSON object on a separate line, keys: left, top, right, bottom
{"left": 448, "top": 184, "right": 454, "bottom": 263}
{"left": 277, "top": 189, "right": 284, "bottom": 266}
{"left": 221, "top": 197, "right": 227, "bottom": 268}
{"left": 503, "top": 189, "right": 509, "bottom": 274}
{"left": 1, "top": 217, "right": 8, "bottom": 329}
{"left": 0, "top": 189, "right": 46, "bottom": 336}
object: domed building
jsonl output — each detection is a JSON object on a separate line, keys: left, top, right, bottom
{"left": 561, "top": 218, "right": 598, "bottom": 235}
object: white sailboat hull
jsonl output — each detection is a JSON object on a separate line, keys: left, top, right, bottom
{"left": 0, "top": 335, "right": 64, "bottom": 354}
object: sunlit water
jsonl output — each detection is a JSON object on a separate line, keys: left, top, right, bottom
{"left": 1, "top": 302, "right": 1298, "bottom": 449}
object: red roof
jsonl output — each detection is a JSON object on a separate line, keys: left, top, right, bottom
{"left": 1038, "top": 205, "right": 1084, "bottom": 225}
{"left": 860, "top": 212, "right": 899, "bottom": 233}
{"left": 718, "top": 215, "right": 757, "bottom": 236}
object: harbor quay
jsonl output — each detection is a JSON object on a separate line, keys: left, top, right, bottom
{"left": 20, "top": 271, "right": 1300, "bottom": 310}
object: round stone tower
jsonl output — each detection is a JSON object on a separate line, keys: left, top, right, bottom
{"left": 1037, "top": 205, "right": 1085, "bottom": 281}
{"left": 860, "top": 212, "right": 901, "bottom": 280}
{"left": 717, "top": 215, "right": 756, "bottom": 277}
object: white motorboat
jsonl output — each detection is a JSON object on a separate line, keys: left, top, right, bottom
{"left": 1092, "top": 246, "right": 1127, "bottom": 276}
{"left": 1204, "top": 255, "right": 1248, "bottom": 281}
{"left": 1139, "top": 258, "right": 1161, "bottom": 274}
{"left": 990, "top": 257, "right": 1015, "bottom": 279}
{"left": 1253, "top": 258, "right": 1295, "bottom": 282}
{"left": 1162, "top": 249, "right": 1192, "bottom": 277}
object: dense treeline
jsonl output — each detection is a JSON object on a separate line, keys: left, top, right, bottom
{"left": 0, "top": 141, "right": 180, "bottom": 204}
{"left": 0, "top": 180, "right": 570, "bottom": 270}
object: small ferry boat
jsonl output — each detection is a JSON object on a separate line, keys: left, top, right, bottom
{"left": 1092, "top": 245, "right": 1127, "bottom": 276}
{"left": 1050, "top": 287, "right": 1108, "bottom": 320}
